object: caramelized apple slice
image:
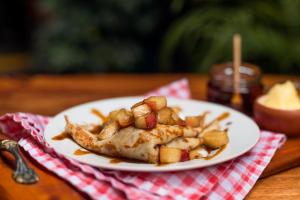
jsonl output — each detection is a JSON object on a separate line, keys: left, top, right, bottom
{"left": 199, "top": 121, "right": 221, "bottom": 137}
{"left": 131, "top": 103, "right": 151, "bottom": 118}
{"left": 108, "top": 109, "right": 121, "bottom": 121}
{"left": 180, "top": 150, "right": 190, "bottom": 162}
{"left": 97, "top": 121, "right": 119, "bottom": 140}
{"left": 189, "top": 147, "right": 208, "bottom": 160}
{"left": 134, "top": 112, "right": 157, "bottom": 129}
{"left": 202, "top": 130, "right": 229, "bottom": 149}
{"left": 116, "top": 109, "right": 134, "bottom": 127}
{"left": 157, "top": 107, "right": 185, "bottom": 126}
{"left": 185, "top": 116, "right": 204, "bottom": 127}
{"left": 144, "top": 96, "right": 167, "bottom": 111}
{"left": 159, "top": 146, "right": 182, "bottom": 163}
{"left": 171, "top": 106, "right": 182, "bottom": 114}
{"left": 108, "top": 109, "right": 133, "bottom": 127}
{"left": 157, "top": 107, "right": 173, "bottom": 125}
{"left": 171, "top": 111, "right": 186, "bottom": 126}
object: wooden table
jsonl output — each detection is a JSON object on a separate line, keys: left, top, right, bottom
{"left": 0, "top": 74, "right": 300, "bottom": 200}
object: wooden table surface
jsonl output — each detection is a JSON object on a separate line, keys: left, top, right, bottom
{"left": 0, "top": 74, "right": 300, "bottom": 200}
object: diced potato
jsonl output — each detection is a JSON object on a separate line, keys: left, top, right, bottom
{"left": 165, "top": 137, "right": 202, "bottom": 150}
{"left": 159, "top": 146, "right": 182, "bottom": 164}
{"left": 134, "top": 112, "right": 157, "bottom": 129}
{"left": 131, "top": 103, "right": 151, "bottom": 118}
{"left": 202, "top": 130, "right": 229, "bottom": 149}
{"left": 144, "top": 96, "right": 167, "bottom": 111}
{"left": 189, "top": 147, "right": 208, "bottom": 160}
{"left": 97, "top": 121, "right": 119, "bottom": 140}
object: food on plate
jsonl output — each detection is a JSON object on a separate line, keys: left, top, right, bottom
{"left": 143, "top": 96, "right": 167, "bottom": 111}
{"left": 60, "top": 96, "right": 229, "bottom": 164}
{"left": 258, "top": 81, "right": 300, "bottom": 110}
{"left": 202, "top": 130, "right": 229, "bottom": 149}
{"left": 189, "top": 147, "right": 209, "bottom": 160}
{"left": 185, "top": 114, "right": 206, "bottom": 127}
{"left": 134, "top": 112, "right": 157, "bottom": 129}
{"left": 159, "top": 146, "right": 182, "bottom": 163}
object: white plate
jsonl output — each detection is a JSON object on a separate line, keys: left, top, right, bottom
{"left": 44, "top": 96, "right": 260, "bottom": 172}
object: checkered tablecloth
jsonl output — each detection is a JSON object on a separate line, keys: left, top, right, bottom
{"left": 0, "top": 79, "right": 286, "bottom": 200}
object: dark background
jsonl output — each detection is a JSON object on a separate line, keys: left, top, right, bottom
{"left": 1, "top": 0, "right": 300, "bottom": 74}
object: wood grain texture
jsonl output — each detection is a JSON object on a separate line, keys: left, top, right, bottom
{"left": 0, "top": 74, "right": 299, "bottom": 200}
{"left": 261, "top": 137, "right": 300, "bottom": 178}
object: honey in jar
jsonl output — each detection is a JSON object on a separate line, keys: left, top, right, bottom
{"left": 207, "top": 62, "right": 263, "bottom": 115}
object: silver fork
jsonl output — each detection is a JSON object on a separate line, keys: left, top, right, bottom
{"left": 0, "top": 140, "right": 39, "bottom": 184}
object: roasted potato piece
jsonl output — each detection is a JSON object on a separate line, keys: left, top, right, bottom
{"left": 189, "top": 147, "right": 208, "bottom": 160}
{"left": 97, "top": 121, "right": 119, "bottom": 140}
{"left": 131, "top": 103, "right": 151, "bottom": 118}
{"left": 202, "top": 130, "right": 229, "bottom": 149}
{"left": 144, "top": 96, "right": 167, "bottom": 111}
{"left": 160, "top": 146, "right": 182, "bottom": 163}
{"left": 134, "top": 112, "right": 157, "bottom": 129}
{"left": 165, "top": 137, "right": 202, "bottom": 150}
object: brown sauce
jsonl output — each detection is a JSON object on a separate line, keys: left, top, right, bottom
{"left": 215, "top": 112, "right": 230, "bottom": 122}
{"left": 156, "top": 163, "right": 169, "bottom": 167}
{"left": 109, "top": 159, "right": 122, "bottom": 164}
{"left": 72, "top": 148, "right": 143, "bottom": 164}
{"left": 202, "top": 112, "right": 230, "bottom": 131}
{"left": 52, "top": 132, "right": 72, "bottom": 140}
{"left": 204, "top": 145, "right": 227, "bottom": 160}
{"left": 107, "top": 157, "right": 144, "bottom": 164}
{"left": 89, "top": 125, "right": 103, "bottom": 134}
{"left": 225, "top": 121, "right": 232, "bottom": 126}
{"left": 91, "top": 108, "right": 107, "bottom": 122}
{"left": 73, "top": 149, "right": 92, "bottom": 155}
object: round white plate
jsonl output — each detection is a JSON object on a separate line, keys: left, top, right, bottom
{"left": 44, "top": 96, "right": 260, "bottom": 172}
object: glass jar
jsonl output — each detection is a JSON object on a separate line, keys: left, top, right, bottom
{"left": 207, "top": 62, "right": 263, "bottom": 115}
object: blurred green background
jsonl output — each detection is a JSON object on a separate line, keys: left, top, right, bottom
{"left": 1, "top": 0, "right": 300, "bottom": 74}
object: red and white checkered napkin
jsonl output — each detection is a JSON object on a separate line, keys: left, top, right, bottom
{"left": 0, "top": 78, "right": 286, "bottom": 200}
